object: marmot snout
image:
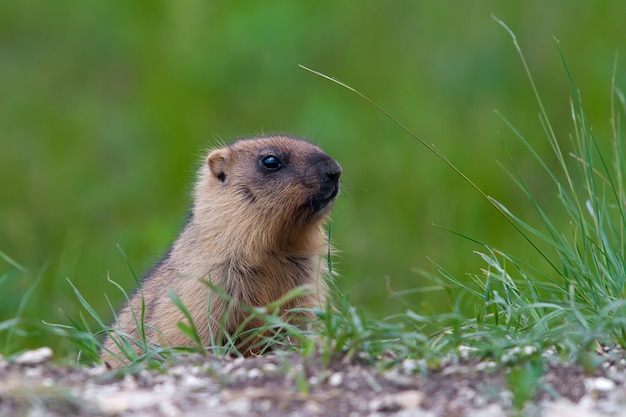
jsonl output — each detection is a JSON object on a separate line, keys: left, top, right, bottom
{"left": 303, "top": 154, "right": 341, "bottom": 215}
{"left": 101, "top": 135, "right": 341, "bottom": 367}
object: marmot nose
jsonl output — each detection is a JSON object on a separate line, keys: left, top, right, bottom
{"left": 325, "top": 163, "right": 342, "bottom": 184}
{"left": 308, "top": 154, "right": 342, "bottom": 183}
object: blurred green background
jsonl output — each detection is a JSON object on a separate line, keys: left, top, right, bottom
{"left": 1, "top": 1, "right": 625, "bottom": 353}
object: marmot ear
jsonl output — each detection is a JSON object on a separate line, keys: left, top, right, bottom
{"left": 207, "top": 149, "right": 230, "bottom": 183}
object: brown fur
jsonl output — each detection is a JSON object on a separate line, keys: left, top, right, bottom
{"left": 101, "top": 135, "right": 341, "bottom": 368}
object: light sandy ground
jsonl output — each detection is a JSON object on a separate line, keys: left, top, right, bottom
{"left": 1, "top": 347, "right": 626, "bottom": 417}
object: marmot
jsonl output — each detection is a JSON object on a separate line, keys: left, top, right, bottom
{"left": 101, "top": 135, "right": 342, "bottom": 368}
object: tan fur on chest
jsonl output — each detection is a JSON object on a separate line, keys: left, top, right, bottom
{"left": 101, "top": 135, "right": 341, "bottom": 368}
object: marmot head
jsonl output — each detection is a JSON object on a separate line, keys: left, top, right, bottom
{"left": 201, "top": 136, "right": 341, "bottom": 235}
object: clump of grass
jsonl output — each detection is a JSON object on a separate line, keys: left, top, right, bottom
{"left": 422, "top": 18, "right": 626, "bottom": 362}
{"left": 0, "top": 250, "right": 44, "bottom": 357}
{"left": 303, "top": 16, "right": 626, "bottom": 368}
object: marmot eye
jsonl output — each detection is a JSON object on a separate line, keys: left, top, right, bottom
{"left": 261, "top": 155, "right": 282, "bottom": 171}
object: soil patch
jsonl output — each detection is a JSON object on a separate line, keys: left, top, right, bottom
{"left": 1, "top": 348, "right": 625, "bottom": 416}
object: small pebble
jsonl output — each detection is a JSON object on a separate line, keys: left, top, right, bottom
{"left": 401, "top": 359, "right": 417, "bottom": 373}
{"left": 16, "top": 347, "right": 53, "bottom": 365}
{"left": 328, "top": 372, "right": 343, "bottom": 386}
{"left": 181, "top": 374, "right": 209, "bottom": 390}
{"left": 369, "top": 390, "right": 424, "bottom": 412}
{"left": 586, "top": 377, "right": 615, "bottom": 392}
{"left": 247, "top": 368, "right": 262, "bottom": 379}
{"left": 466, "top": 403, "right": 507, "bottom": 417}
{"left": 475, "top": 361, "right": 496, "bottom": 371}
{"left": 261, "top": 363, "right": 277, "bottom": 372}
{"left": 393, "top": 390, "right": 424, "bottom": 409}
{"left": 383, "top": 370, "right": 414, "bottom": 388}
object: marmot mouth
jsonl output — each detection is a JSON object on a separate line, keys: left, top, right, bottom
{"left": 301, "top": 153, "right": 342, "bottom": 217}
{"left": 308, "top": 183, "right": 340, "bottom": 214}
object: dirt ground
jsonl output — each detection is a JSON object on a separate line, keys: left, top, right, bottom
{"left": 1, "top": 347, "right": 626, "bottom": 417}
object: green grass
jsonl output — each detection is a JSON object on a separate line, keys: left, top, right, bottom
{"left": 296, "top": 18, "right": 626, "bottom": 372}
{"left": 0, "top": 251, "right": 45, "bottom": 357}
{"left": 434, "top": 20, "right": 626, "bottom": 360}
{"left": 1, "top": 20, "right": 625, "bottom": 411}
